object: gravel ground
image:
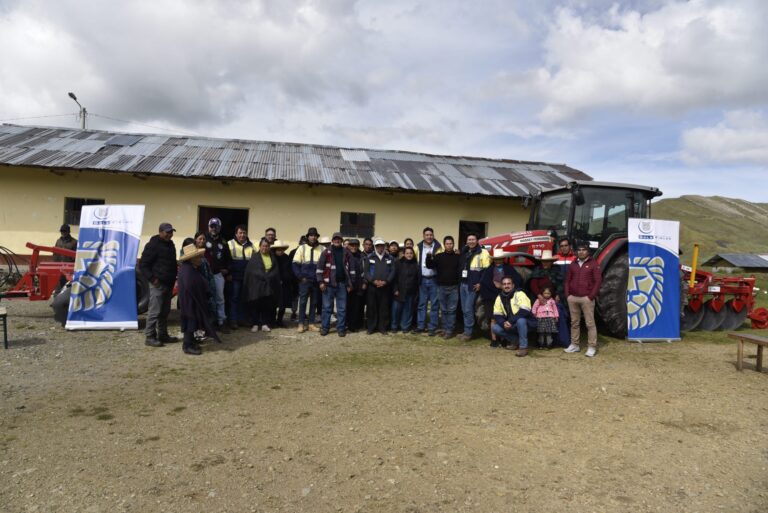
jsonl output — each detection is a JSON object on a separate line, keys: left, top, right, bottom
{"left": 1, "top": 300, "right": 767, "bottom": 513}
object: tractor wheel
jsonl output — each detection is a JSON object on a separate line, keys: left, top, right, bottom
{"left": 698, "top": 300, "right": 726, "bottom": 331}
{"left": 51, "top": 285, "right": 71, "bottom": 327}
{"left": 596, "top": 250, "right": 628, "bottom": 338}
{"left": 136, "top": 273, "right": 150, "bottom": 315}
{"left": 680, "top": 305, "right": 704, "bottom": 332}
{"left": 718, "top": 299, "right": 748, "bottom": 331}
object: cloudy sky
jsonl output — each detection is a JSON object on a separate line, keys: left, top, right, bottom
{"left": 1, "top": 0, "right": 766, "bottom": 201}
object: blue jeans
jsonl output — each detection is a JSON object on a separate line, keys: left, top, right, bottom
{"left": 298, "top": 279, "right": 318, "bottom": 325}
{"left": 492, "top": 318, "right": 529, "bottom": 348}
{"left": 417, "top": 277, "right": 439, "bottom": 331}
{"left": 228, "top": 280, "right": 245, "bottom": 324}
{"left": 459, "top": 282, "right": 477, "bottom": 336}
{"left": 391, "top": 294, "right": 415, "bottom": 331}
{"left": 322, "top": 285, "right": 347, "bottom": 332}
{"left": 438, "top": 285, "right": 459, "bottom": 334}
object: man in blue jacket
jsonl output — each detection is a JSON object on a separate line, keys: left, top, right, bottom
{"left": 363, "top": 238, "right": 396, "bottom": 335}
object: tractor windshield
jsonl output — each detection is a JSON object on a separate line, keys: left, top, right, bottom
{"left": 572, "top": 188, "right": 649, "bottom": 245}
{"left": 530, "top": 191, "right": 571, "bottom": 232}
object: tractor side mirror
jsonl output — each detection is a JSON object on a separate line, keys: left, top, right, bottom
{"left": 574, "top": 188, "right": 585, "bottom": 206}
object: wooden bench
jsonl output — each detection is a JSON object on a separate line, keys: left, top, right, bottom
{"left": 728, "top": 332, "right": 767, "bottom": 372}
{"left": 0, "top": 306, "right": 7, "bottom": 349}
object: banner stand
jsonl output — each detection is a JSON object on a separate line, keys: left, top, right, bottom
{"left": 627, "top": 218, "right": 681, "bottom": 342}
{"left": 65, "top": 205, "right": 145, "bottom": 330}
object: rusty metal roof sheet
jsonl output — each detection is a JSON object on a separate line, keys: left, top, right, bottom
{"left": 0, "top": 123, "right": 592, "bottom": 198}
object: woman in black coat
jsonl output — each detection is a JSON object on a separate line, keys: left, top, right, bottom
{"left": 272, "top": 240, "right": 293, "bottom": 328}
{"left": 243, "top": 238, "right": 281, "bottom": 333}
{"left": 177, "top": 244, "right": 221, "bottom": 355}
{"left": 391, "top": 247, "right": 420, "bottom": 332}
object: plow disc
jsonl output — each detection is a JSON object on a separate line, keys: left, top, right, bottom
{"left": 680, "top": 305, "right": 704, "bottom": 332}
{"left": 718, "top": 300, "right": 748, "bottom": 331}
{"left": 698, "top": 300, "right": 727, "bottom": 331}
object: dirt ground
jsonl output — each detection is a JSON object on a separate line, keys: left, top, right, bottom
{"left": 1, "top": 300, "right": 766, "bottom": 513}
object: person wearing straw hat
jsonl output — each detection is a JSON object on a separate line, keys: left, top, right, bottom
{"left": 528, "top": 249, "right": 569, "bottom": 347}
{"left": 480, "top": 248, "right": 522, "bottom": 347}
{"left": 271, "top": 239, "right": 293, "bottom": 328}
{"left": 178, "top": 243, "right": 222, "bottom": 355}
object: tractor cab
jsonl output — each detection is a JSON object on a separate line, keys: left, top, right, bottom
{"left": 528, "top": 181, "right": 662, "bottom": 253}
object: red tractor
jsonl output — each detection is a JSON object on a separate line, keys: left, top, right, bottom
{"left": 481, "top": 180, "right": 756, "bottom": 337}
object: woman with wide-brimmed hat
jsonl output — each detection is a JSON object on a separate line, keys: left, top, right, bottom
{"left": 178, "top": 244, "right": 222, "bottom": 355}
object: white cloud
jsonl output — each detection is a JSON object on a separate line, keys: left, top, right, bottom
{"left": 530, "top": 0, "right": 768, "bottom": 124}
{"left": 682, "top": 110, "right": 768, "bottom": 166}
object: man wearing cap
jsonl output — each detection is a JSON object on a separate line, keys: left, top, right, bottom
{"left": 345, "top": 238, "right": 365, "bottom": 332}
{"left": 480, "top": 248, "right": 522, "bottom": 345}
{"left": 458, "top": 233, "right": 491, "bottom": 341}
{"left": 415, "top": 227, "right": 442, "bottom": 336}
{"left": 292, "top": 227, "right": 322, "bottom": 332}
{"left": 227, "top": 224, "right": 254, "bottom": 330}
{"left": 140, "top": 223, "right": 179, "bottom": 347}
{"left": 363, "top": 238, "right": 396, "bottom": 334}
{"left": 316, "top": 233, "right": 353, "bottom": 337}
{"left": 564, "top": 242, "right": 602, "bottom": 357}
{"left": 205, "top": 218, "right": 232, "bottom": 333}
{"left": 54, "top": 224, "right": 77, "bottom": 262}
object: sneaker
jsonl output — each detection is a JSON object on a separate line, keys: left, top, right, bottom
{"left": 261, "top": 325, "right": 271, "bottom": 332}
{"left": 516, "top": 347, "right": 529, "bottom": 357}
{"left": 564, "top": 344, "right": 581, "bottom": 353}
{"left": 145, "top": 338, "right": 163, "bottom": 348}
{"left": 308, "top": 324, "right": 321, "bottom": 332}
{"left": 585, "top": 346, "right": 597, "bottom": 357}
{"left": 338, "top": 331, "right": 346, "bottom": 337}
{"left": 251, "top": 325, "right": 260, "bottom": 333}
{"left": 297, "top": 325, "right": 306, "bottom": 334}
{"left": 320, "top": 329, "right": 328, "bottom": 336}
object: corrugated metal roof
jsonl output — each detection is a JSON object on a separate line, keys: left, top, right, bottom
{"left": 0, "top": 123, "right": 592, "bottom": 198}
{"left": 702, "top": 253, "right": 768, "bottom": 269}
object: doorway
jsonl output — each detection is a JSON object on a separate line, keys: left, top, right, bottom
{"left": 197, "top": 206, "right": 249, "bottom": 241}
{"left": 458, "top": 220, "right": 487, "bottom": 247}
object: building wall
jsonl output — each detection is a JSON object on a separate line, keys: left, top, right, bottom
{"left": 0, "top": 165, "right": 529, "bottom": 254}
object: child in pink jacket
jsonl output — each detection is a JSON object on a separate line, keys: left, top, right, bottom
{"left": 532, "top": 287, "right": 559, "bottom": 349}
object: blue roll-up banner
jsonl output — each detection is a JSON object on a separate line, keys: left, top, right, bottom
{"left": 65, "top": 205, "right": 145, "bottom": 330}
{"left": 627, "top": 218, "right": 680, "bottom": 341}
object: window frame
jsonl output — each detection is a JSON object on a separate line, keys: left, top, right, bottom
{"left": 340, "top": 211, "right": 375, "bottom": 239}
{"left": 63, "top": 197, "right": 106, "bottom": 226}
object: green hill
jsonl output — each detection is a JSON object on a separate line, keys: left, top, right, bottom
{"left": 652, "top": 195, "right": 768, "bottom": 266}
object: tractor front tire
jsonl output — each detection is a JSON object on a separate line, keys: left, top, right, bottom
{"left": 596, "top": 251, "right": 628, "bottom": 339}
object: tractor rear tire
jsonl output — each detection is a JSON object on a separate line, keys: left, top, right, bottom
{"left": 596, "top": 250, "right": 628, "bottom": 339}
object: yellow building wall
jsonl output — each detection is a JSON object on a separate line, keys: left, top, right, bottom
{"left": 0, "top": 165, "right": 529, "bottom": 254}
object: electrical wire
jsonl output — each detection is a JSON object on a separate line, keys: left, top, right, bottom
{"left": 0, "top": 246, "right": 22, "bottom": 290}
{"left": 89, "top": 113, "right": 202, "bottom": 137}
{"left": 0, "top": 113, "right": 76, "bottom": 123}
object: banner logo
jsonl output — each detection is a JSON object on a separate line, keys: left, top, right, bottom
{"left": 69, "top": 240, "right": 120, "bottom": 312}
{"left": 627, "top": 256, "right": 665, "bottom": 330}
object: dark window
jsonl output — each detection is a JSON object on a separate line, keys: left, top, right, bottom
{"left": 459, "top": 220, "right": 487, "bottom": 247}
{"left": 64, "top": 197, "right": 105, "bottom": 225}
{"left": 198, "top": 206, "right": 249, "bottom": 242}
{"left": 340, "top": 212, "right": 375, "bottom": 238}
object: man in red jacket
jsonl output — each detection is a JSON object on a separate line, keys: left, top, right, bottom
{"left": 564, "top": 242, "right": 602, "bottom": 357}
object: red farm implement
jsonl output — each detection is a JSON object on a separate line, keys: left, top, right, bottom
{"left": 0, "top": 243, "right": 75, "bottom": 301}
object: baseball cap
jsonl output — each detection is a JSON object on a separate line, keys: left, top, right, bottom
{"left": 208, "top": 217, "right": 222, "bottom": 227}
{"left": 332, "top": 232, "right": 343, "bottom": 241}
{"left": 159, "top": 222, "right": 176, "bottom": 233}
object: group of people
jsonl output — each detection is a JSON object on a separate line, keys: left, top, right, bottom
{"left": 137, "top": 219, "right": 603, "bottom": 357}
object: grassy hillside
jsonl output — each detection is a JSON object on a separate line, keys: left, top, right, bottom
{"left": 652, "top": 195, "right": 768, "bottom": 266}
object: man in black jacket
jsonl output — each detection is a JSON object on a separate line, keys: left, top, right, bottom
{"left": 205, "top": 218, "right": 232, "bottom": 332}
{"left": 426, "top": 235, "right": 461, "bottom": 339}
{"left": 140, "top": 223, "right": 178, "bottom": 347}
{"left": 363, "top": 238, "right": 395, "bottom": 335}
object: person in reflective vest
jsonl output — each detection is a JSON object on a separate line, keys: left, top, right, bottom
{"left": 227, "top": 224, "right": 254, "bottom": 329}
{"left": 492, "top": 276, "right": 533, "bottom": 357}
{"left": 292, "top": 227, "right": 322, "bottom": 333}
{"left": 458, "top": 233, "right": 491, "bottom": 341}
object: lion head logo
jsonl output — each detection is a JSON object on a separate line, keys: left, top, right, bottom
{"left": 627, "top": 256, "right": 664, "bottom": 330}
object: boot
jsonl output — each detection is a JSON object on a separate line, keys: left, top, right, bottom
{"left": 145, "top": 338, "right": 163, "bottom": 347}
{"left": 516, "top": 347, "right": 529, "bottom": 357}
